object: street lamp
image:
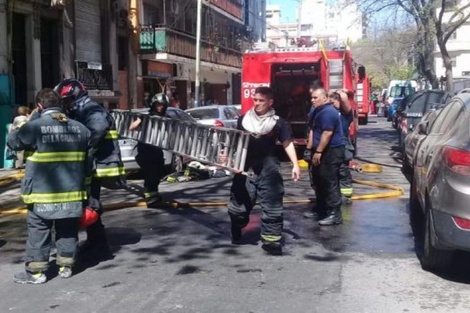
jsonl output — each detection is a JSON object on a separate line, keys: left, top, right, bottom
{"left": 195, "top": 0, "right": 203, "bottom": 107}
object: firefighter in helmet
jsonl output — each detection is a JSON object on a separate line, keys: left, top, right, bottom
{"left": 54, "top": 78, "right": 125, "bottom": 261}
{"left": 129, "top": 92, "right": 169, "bottom": 207}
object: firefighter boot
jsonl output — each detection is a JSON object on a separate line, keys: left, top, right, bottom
{"left": 14, "top": 271, "right": 47, "bottom": 285}
{"left": 145, "top": 192, "right": 163, "bottom": 209}
{"left": 318, "top": 209, "right": 343, "bottom": 226}
{"left": 261, "top": 241, "right": 283, "bottom": 256}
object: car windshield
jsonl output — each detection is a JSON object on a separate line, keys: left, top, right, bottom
{"left": 187, "top": 108, "right": 220, "bottom": 120}
{"left": 390, "top": 86, "right": 415, "bottom": 98}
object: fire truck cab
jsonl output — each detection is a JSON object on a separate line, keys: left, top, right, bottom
{"left": 241, "top": 45, "right": 360, "bottom": 151}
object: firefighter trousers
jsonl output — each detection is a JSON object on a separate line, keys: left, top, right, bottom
{"left": 86, "top": 177, "right": 108, "bottom": 247}
{"left": 136, "top": 143, "right": 164, "bottom": 202}
{"left": 25, "top": 210, "right": 78, "bottom": 273}
{"left": 311, "top": 147, "right": 344, "bottom": 215}
{"left": 228, "top": 157, "right": 284, "bottom": 243}
{"left": 339, "top": 161, "right": 353, "bottom": 198}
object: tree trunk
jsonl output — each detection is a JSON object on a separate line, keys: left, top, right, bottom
{"left": 438, "top": 41, "right": 454, "bottom": 92}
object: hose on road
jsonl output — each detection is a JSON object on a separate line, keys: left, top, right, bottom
{"left": 0, "top": 162, "right": 405, "bottom": 215}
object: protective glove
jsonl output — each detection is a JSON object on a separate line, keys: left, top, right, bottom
{"left": 303, "top": 149, "right": 312, "bottom": 163}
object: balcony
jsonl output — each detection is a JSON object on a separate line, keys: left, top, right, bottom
{"left": 140, "top": 27, "right": 242, "bottom": 69}
{"left": 206, "top": 0, "right": 244, "bottom": 21}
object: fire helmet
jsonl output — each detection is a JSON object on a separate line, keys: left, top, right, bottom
{"left": 150, "top": 93, "right": 169, "bottom": 115}
{"left": 79, "top": 207, "right": 99, "bottom": 228}
{"left": 54, "top": 78, "right": 88, "bottom": 101}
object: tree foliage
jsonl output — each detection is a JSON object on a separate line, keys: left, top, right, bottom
{"left": 353, "top": 0, "right": 470, "bottom": 91}
{"left": 352, "top": 30, "right": 416, "bottom": 90}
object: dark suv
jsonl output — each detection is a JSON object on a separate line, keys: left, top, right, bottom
{"left": 396, "top": 90, "right": 453, "bottom": 150}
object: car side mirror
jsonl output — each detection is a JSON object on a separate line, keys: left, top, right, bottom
{"left": 418, "top": 121, "right": 428, "bottom": 135}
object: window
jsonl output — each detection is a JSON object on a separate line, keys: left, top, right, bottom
{"left": 142, "top": 2, "right": 159, "bottom": 26}
{"left": 429, "top": 100, "right": 461, "bottom": 134}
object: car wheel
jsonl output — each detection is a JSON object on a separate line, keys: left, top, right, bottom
{"left": 402, "top": 155, "right": 413, "bottom": 182}
{"left": 420, "top": 207, "right": 453, "bottom": 271}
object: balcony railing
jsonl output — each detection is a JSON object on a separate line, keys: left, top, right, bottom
{"left": 140, "top": 27, "right": 242, "bottom": 69}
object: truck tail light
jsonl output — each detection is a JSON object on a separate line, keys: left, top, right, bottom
{"left": 443, "top": 146, "right": 470, "bottom": 175}
{"left": 214, "top": 120, "right": 224, "bottom": 127}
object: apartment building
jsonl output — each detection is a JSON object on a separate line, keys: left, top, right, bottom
{"left": 266, "top": 5, "right": 297, "bottom": 47}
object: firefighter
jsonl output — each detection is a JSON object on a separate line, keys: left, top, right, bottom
{"left": 330, "top": 90, "right": 354, "bottom": 203}
{"left": 54, "top": 78, "right": 125, "bottom": 261}
{"left": 8, "top": 89, "right": 91, "bottom": 284}
{"left": 128, "top": 93, "right": 169, "bottom": 207}
{"left": 306, "top": 88, "right": 345, "bottom": 225}
{"left": 226, "top": 87, "right": 300, "bottom": 256}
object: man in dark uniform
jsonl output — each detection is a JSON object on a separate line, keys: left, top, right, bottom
{"left": 129, "top": 93, "right": 169, "bottom": 207}
{"left": 54, "top": 78, "right": 125, "bottom": 261}
{"left": 307, "top": 88, "right": 345, "bottom": 225}
{"left": 330, "top": 90, "right": 354, "bottom": 203}
{"left": 226, "top": 87, "right": 300, "bottom": 255}
{"left": 8, "top": 89, "right": 91, "bottom": 284}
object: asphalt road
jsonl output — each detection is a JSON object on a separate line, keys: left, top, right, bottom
{"left": 1, "top": 116, "right": 470, "bottom": 313}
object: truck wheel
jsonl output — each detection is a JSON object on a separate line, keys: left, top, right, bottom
{"left": 420, "top": 208, "right": 453, "bottom": 271}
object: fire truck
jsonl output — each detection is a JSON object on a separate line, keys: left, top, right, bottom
{"left": 356, "top": 67, "right": 371, "bottom": 125}
{"left": 241, "top": 45, "right": 364, "bottom": 151}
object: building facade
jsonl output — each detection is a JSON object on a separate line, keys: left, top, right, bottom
{"left": 136, "top": 0, "right": 249, "bottom": 109}
{"left": 266, "top": 5, "right": 297, "bottom": 47}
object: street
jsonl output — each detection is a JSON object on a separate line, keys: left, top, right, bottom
{"left": 2, "top": 116, "right": 470, "bottom": 313}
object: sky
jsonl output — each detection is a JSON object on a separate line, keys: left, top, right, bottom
{"left": 266, "top": 0, "right": 298, "bottom": 23}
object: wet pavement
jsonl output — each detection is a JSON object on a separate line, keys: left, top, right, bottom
{"left": 2, "top": 116, "right": 470, "bottom": 312}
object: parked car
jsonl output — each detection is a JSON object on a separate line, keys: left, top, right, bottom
{"left": 409, "top": 92, "right": 470, "bottom": 270}
{"left": 185, "top": 105, "right": 240, "bottom": 128}
{"left": 118, "top": 107, "right": 196, "bottom": 174}
{"left": 402, "top": 109, "right": 441, "bottom": 181}
{"left": 396, "top": 90, "right": 453, "bottom": 151}
{"left": 230, "top": 104, "right": 241, "bottom": 114}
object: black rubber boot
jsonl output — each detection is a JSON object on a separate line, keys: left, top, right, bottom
{"left": 261, "top": 241, "right": 283, "bottom": 256}
{"left": 318, "top": 210, "right": 343, "bottom": 226}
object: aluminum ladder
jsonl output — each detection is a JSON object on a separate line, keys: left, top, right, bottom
{"left": 111, "top": 110, "right": 250, "bottom": 173}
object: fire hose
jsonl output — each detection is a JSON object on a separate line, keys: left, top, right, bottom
{"left": 0, "top": 161, "right": 404, "bottom": 215}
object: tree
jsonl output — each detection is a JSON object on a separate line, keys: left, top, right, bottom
{"left": 352, "top": 29, "right": 416, "bottom": 89}
{"left": 353, "top": 0, "right": 470, "bottom": 91}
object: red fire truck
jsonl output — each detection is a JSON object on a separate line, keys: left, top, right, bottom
{"left": 241, "top": 46, "right": 363, "bottom": 151}
{"left": 356, "top": 66, "right": 371, "bottom": 125}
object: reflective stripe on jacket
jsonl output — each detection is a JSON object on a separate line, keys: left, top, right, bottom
{"left": 71, "top": 97, "right": 125, "bottom": 179}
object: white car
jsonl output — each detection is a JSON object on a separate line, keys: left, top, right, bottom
{"left": 185, "top": 105, "right": 240, "bottom": 128}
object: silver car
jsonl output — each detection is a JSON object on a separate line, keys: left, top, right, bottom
{"left": 185, "top": 105, "right": 240, "bottom": 128}
{"left": 410, "top": 92, "right": 470, "bottom": 271}
{"left": 118, "top": 107, "right": 196, "bottom": 174}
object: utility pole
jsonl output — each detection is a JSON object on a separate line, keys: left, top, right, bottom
{"left": 195, "top": 0, "right": 203, "bottom": 107}
{"left": 297, "top": 0, "right": 302, "bottom": 38}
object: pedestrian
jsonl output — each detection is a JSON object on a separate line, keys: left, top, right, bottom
{"left": 226, "top": 86, "right": 300, "bottom": 255}
{"left": 170, "top": 92, "right": 180, "bottom": 108}
{"left": 8, "top": 88, "right": 91, "bottom": 284}
{"left": 9, "top": 106, "right": 31, "bottom": 169}
{"left": 305, "top": 88, "right": 345, "bottom": 225}
{"left": 54, "top": 78, "right": 125, "bottom": 262}
{"left": 330, "top": 90, "right": 354, "bottom": 203}
{"left": 129, "top": 93, "right": 169, "bottom": 207}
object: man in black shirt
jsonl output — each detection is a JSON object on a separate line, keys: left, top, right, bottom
{"left": 227, "top": 87, "right": 300, "bottom": 255}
